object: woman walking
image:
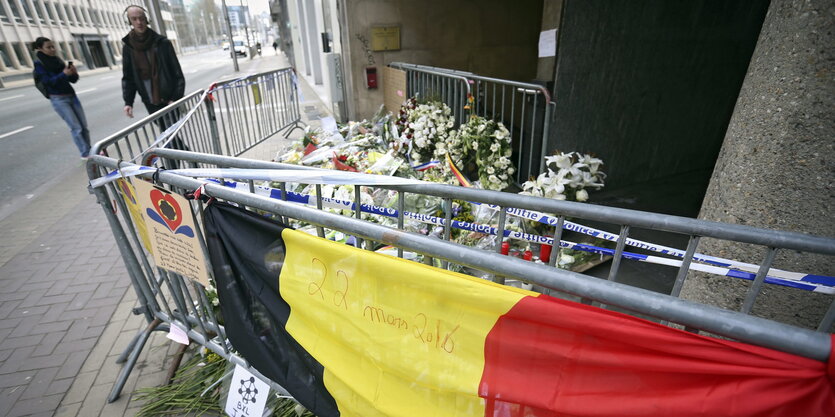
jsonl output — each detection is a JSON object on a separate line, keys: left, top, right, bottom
{"left": 33, "top": 37, "right": 91, "bottom": 159}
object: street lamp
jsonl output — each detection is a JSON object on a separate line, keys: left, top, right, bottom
{"left": 221, "top": 0, "right": 239, "bottom": 72}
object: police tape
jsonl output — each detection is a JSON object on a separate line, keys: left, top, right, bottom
{"left": 477, "top": 203, "right": 834, "bottom": 287}
{"left": 207, "top": 179, "right": 834, "bottom": 294}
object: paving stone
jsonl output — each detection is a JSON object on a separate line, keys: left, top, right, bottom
{"left": 92, "top": 281, "right": 115, "bottom": 300}
{"left": 0, "top": 333, "right": 45, "bottom": 352}
{"left": 6, "top": 304, "right": 50, "bottom": 320}
{"left": 31, "top": 293, "right": 76, "bottom": 309}
{"left": 81, "top": 324, "right": 106, "bottom": 340}
{"left": 0, "top": 370, "right": 36, "bottom": 389}
{"left": 7, "top": 315, "right": 42, "bottom": 338}
{"left": 0, "top": 348, "right": 31, "bottom": 375}
{"left": 0, "top": 317, "right": 24, "bottom": 330}
{"left": 0, "top": 385, "right": 26, "bottom": 416}
{"left": 59, "top": 370, "right": 96, "bottom": 405}
{"left": 52, "top": 336, "right": 97, "bottom": 356}
{"left": 32, "top": 331, "right": 65, "bottom": 357}
{"left": 65, "top": 290, "right": 96, "bottom": 311}
{"left": 27, "top": 319, "right": 73, "bottom": 336}
{"left": 46, "top": 377, "right": 75, "bottom": 397}
{"left": 16, "top": 280, "right": 55, "bottom": 294}
{"left": 0, "top": 300, "right": 21, "bottom": 320}
{"left": 16, "top": 352, "right": 70, "bottom": 372}
{"left": 56, "top": 349, "right": 92, "bottom": 381}
{"left": 52, "top": 401, "right": 82, "bottom": 417}
{"left": 7, "top": 393, "right": 64, "bottom": 417}
{"left": 43, "top": 277, "right": 73, "bottom": 297}
{"left": 77, "top": 383, "right": 112, "bottom": 417}
{"left": 19, "top": 367, "right": 60, "bottom": 400}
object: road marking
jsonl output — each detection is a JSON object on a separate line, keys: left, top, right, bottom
{"left": 0, "top": 126, "right": 34, "bottom": 139}
{"left": 0, "top": 94, "right": 24, "bottom": 102}
{"left": 76, "top": 88, "right": 97, "bottom": 94}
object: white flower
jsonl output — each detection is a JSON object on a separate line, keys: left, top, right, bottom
{"left": 575, "top": 189, "right": 589, "bottom": 202}
{"left": 490, "top": 143, "right": 499, "bottom": 152}
{"left": 558, "top": 254, "right": 575, "bottom": 266}
{"left": 494, "top": 126, "right": 508, "bottom": 141}
{"left": 487, "top": 166, "right": 495, "bottom": 174}
{"left": 472, "top": 141, "right": 478, "bottom": 149}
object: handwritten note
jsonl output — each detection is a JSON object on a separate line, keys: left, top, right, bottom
{"left": 134, "top": 179, "right": 210, "bottom": 286}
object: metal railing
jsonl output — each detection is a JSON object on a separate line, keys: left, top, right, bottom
{"left": 88, "top": 149, "right": 835, "bottom": 366}
{"left": 388, "top": 62, "right": 472, "bottom": 125}
{"left": 389, "top": 62, "right": 555, "bottom": 183}
{"left": 91, "top": 67, "right": 303, "bottom": 162}
{"left": 86, "top": 65, "right": 834, "bottom": 409}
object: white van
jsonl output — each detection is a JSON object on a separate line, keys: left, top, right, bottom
{"left": 232, "top": 38, "right": 247, "bottom": 57}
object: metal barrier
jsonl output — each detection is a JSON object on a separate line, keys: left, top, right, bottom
{"left": 208, "top": 68, "right": 303, "bottom": 156}
{"left": 87, "top": 148, "right": 834, "bottom": 401}
{"left": 87, "top": 67, "right": 834, "bottom": 409}
{"left": 91, "top": 67, "right": 303, "bottom": 163}
{"left": 388, "top": 62, "right": 472, "bottom": 125}
{"left": 389, "top": 62, "right": 555, "bottom": 183}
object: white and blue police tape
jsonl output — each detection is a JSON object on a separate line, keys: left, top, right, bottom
{"left": 91, "top": 167, "right": 426, "bottom": 189}
{"left": 480, "top": 203, "right": 834, "bottom": 287}
{"left": 208, "top": 180, "right": 834, "bottom": 294}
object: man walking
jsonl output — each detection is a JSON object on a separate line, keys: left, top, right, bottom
{"left": 121, "top": 5, "right": 185, "bottom": 121}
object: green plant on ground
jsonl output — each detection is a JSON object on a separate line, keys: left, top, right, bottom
{"left": 133, "top": 348, "right": 313, "bottom": 416}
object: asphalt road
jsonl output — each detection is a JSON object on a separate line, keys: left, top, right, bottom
{"left": 0, "top": 48, "right": 244, "bottom": 219}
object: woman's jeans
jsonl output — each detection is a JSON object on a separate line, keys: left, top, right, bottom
{"left": 50, "top": 95, "right": 91, "bottom": 157}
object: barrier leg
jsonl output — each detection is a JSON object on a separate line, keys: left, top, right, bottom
{"left": 115, "top": 328, "right": 145, "bottom": 364}
{"left": 108, "top": 318, "right": 163, "bottom": 403}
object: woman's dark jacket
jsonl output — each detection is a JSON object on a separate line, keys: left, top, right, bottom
{"left": 121, "top": 31, "right": 185, "bottom": 107}
{"left": 33, "top": 53, "right": 78, "bottom": 96}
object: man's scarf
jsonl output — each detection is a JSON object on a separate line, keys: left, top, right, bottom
{"left": 128, "top": 28, "right": 162, "bottom": 105}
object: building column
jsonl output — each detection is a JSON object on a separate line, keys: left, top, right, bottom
{"left": 680, "top": 0, "right": 834, "bottom": 331}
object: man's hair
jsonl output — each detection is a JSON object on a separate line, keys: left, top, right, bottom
{"left": 32, "top": 36, "right": 51, "bottom": 51}
{"left": 123, "top": 4, "right": 150, "bottom": 26}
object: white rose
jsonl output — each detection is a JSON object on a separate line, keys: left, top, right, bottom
{"left": 490, "top": 143, "right": 499, "bottom": 152}
{"left": 487, "top": 166, "right": 495, "bottom": 174}
{"left": 575, "top": 189, "right": 589, "bottom": 202}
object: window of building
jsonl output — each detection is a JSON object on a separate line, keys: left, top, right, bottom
{"left": 12, "top": 41, "right": 28, "bottom": 66}
{"left": 0, "top": 44, "right": 13, "bottom": 67}
{"left": 64, "top": 4, "right": 74, "bottom": 25}
{"left": 19, "top": 0, "right": 36, "bottom": 24}
{"left": 6, "top": 0, "right": 22, "bottom": 24}
{"left": 44, "top": 1, "right": 56, "bottom": 24}
{"left": 73, "top": 6, "right": 83, "bottom": 25}
{"left": 0, "top": 3, "right": 8, "bottom": 24}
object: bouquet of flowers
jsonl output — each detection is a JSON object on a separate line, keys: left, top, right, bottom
{"left": 520, "top": 152, "right": 605, "bottom": 201}
{"left": 396, "top": 98, "right": 455, "bottom": 165}
{"left": 454, "top": 115, "right": 515, "bottom": 191}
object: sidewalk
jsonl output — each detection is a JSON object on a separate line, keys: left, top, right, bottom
{"left": 0, "top": 51, "right": 332, "bottom": 417}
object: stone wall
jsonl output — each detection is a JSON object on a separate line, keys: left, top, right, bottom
{"left": 680, "top": 0, "right": 835, "bottom": 330}
{"left": 342, "top": 0, "right": 543, "bottom": 119}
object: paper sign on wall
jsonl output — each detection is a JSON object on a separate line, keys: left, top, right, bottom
{"left": 384, "top": 66, "right": 407, "bottom": 113}
{"left": 538, "top": 29, "right": 557, "bottom": 57}
{"left": 133, "top": 179, "right": 210, "bottom": 286}
{"left": 225, "top": 365, "right": 270, "bottom": 417}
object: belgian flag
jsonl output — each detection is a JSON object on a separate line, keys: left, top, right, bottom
{"left": 204, "top": 202, "right": 835, "bottom": 417}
